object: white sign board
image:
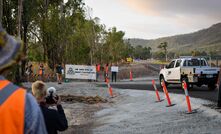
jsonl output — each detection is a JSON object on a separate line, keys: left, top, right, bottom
{"left": 111, "top": 66, "right": 119, "bottom": 72}
{"left": 65, "top": 65, "right": 96, "bottom": 80}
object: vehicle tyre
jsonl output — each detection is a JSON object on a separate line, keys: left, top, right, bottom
{"left": 181, "top": 78, "right": 190, "bottom": 90}
{"left": 160, "top": 75, "right": 168, "bottom": 88}
{"left": 208, "top": 83, "right": 217, "bottom": 91}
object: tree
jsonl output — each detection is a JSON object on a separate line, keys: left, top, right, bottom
{"left": 0, "top": 0, "right": 2, "bottom": 22}
{"left": 102, "top": 27, "right": 126, "bottom": 63}
{"left": 158, "top": 42, "right": 168, "bottom": 61}
{"left": 2, "top": 0, "right": 17, "bottom": 34}
{"left": 2, "top": 0, "right": 130, "bottom": 73}
{"left": 17, "top": 0, "right": 23, "bottom": 38}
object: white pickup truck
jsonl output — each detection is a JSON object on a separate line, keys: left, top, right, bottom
{"left": 159, "top": 57, "right": 220, "bottom": 90}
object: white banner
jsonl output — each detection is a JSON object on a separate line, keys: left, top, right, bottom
{"left": 111, "top": 66, "right": 119, "bottom": 72}
{"left": 65, "top": 65, "right": 96, "bottom": 80}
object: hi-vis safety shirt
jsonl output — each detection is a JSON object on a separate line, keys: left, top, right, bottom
{"left": 96, "top": 64, "right": 100, "bottom": 72}
{"left": 0, "top": 80, "right": 26, "bottom": 134}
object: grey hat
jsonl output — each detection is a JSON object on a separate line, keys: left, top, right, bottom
{"left": 0, "top": 24, "right": 23, "bottom": 72}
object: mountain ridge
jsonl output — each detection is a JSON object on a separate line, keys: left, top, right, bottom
{"left": 129, "top": 23, "right": 221, "bottom": 54}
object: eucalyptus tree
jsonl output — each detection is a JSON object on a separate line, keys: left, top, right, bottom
{"left": 158, "top": 42, "right": 168, "bottom": 61}
{"left": 103, "top": 27, "right": 125, "bottom": 63}
{"left": 0, "top": 0, "right": 3, "bottom": 22}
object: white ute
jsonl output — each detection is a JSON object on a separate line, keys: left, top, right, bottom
{"left": 159, "top": 57, "right": 220, "bottom": 90}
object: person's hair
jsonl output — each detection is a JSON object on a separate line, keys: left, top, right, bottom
{"left": 32, "top": 81, "right": 47, "bottom": 101}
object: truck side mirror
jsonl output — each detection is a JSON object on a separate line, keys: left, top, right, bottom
{"left": 165, "top": 65, "right": 169, "bottom": 69}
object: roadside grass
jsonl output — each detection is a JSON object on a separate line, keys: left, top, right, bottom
{"left": 151, "top": 60, "right": 169, "bottom": 65}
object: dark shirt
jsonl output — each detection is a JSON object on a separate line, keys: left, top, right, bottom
{"left": 56, "top": 65, "right": 62, "bottom": 74}
{"left": 40, "top": 103, "right": 68, "bottom": 134}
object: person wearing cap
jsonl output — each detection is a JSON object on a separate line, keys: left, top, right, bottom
{"left": 55, "top": 63, "right": 63, "bottom": 84}
{"left": 32, "top": 81, "right": 68, "bottom": 134}
{"left": 0, "top": 24, "right": 47, "bottom": 133}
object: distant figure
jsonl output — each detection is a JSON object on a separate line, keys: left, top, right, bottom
{"left": 38, "top": 63, "right": 45, "bottom": 81}
{"left": 25, "top": 64, "right": 33, "bottom": 82}
{"left": 111, "top": 64, "right": 119, "bottom": 82}
{"left": 32, "top": 81, "right": 68, "bottom": 134}
{"left": 104, "top": 63, "right": 109, "bottom": 82}
{"left": 0, "top": 23, "right": 47, "bottom": 134}
{"left": 56, "top": 63, "right": 63, "bottom": 84}
{"left": 96, "top": 64, "right": 101, "bottom": 82}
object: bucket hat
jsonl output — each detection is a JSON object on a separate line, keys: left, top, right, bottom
{"left": 0, "top": 24, "right": 23, "bottom": 72}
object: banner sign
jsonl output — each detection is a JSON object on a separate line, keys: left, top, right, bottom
{"left": 111, "top": 66, "right": 119, "bottom": 72}
{"left": 65, "top": 65, "right": 96, "bottom": 80}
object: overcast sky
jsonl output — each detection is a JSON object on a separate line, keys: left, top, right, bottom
{"left": 84, "top": 0, "right": 221, "bottom": 39}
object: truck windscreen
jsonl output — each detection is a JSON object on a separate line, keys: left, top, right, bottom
{"left": 184, "top": 59, "right": 207, "bottom": 66}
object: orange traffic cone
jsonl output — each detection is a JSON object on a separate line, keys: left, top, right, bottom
{"left": 105, "top": 78, "right": 114, "bottom": 97}
{"left": 130, "top": 70, "right": 133, "bottom": 81}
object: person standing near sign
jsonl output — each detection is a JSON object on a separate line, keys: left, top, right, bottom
{"left": 104, "top": 63, "right": 109, "bottom": 82}
{"left": 96, "top": 64, "right": 100, "bottom": 82}
{"left": 56, "top": 63, "right": 63, "bottom": 84}
{"left": 111, "top": 64, "right": 119, "bottom": 82}
{"left": 39, "top": 63, "right": 45, "bottom": 81}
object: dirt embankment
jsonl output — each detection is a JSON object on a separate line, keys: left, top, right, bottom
{"left": 96, "top": 62, "right": 160, "bottom": 81}
{"left": 117, "top": 63, "right": 159, "bottom": 80}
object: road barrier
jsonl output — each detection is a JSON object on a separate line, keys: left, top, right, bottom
{"left": 162, "top": 81, "right": 174, "bottom": 107}
{"left": 105, "top": 78, "right": 114, "bottom": 97}
{"left": 217, "top": 67, "right": 221, "bottom": 108}
{"left": 217, "top": 79, "right": 221, "bottom": 108}
{"left": 130, "top": 70, "right": 133, "bottom": 81}
{"left": 152, "top": 80, "right": 162, "bottom": 102}
{"left": 217, "top": 67, "right": 221, "bottom": 86}
{"left": 182, "top": 81, "right": 192, "bottom": 113}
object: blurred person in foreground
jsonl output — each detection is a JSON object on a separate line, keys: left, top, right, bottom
{"left": 0, "top": 23, "right": 47, "bottom": 133}
{"left": 32, "top": 81, "right": 68, "bottom": 134}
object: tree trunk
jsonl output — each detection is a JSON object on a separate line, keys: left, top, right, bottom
{"left": 0, "top": 0, "right": 3, "bottom": 23}
{"left": 17, "top": 0, "right": 23, "bottom": 37}
{"left": 15, "top": 0, "right": 23, "bottom": 83}
{"left": 21, "top": 24, "right": 28, "bottom": 76}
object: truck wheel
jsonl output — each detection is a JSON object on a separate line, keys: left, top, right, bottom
{"left": 160, "top": 76, "right": 168, "bottom": 88}
{"left": 208, "top": 83, "right": 217, "bottom": 91}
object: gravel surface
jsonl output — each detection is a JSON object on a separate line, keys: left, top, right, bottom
{"left": 23, "top": 81, "right": 221, "bottom": 134}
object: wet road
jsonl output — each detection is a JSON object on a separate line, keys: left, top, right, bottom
{"left": 98, "top": 81, "right": 219, "bottom": 102}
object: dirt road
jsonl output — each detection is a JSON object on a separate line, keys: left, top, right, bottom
{"left": 23, "top": 81, "right": 221, "bottom": 134}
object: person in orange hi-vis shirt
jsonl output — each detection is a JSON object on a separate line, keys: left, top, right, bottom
{"left": 0, "top": 23, "right": 47, "bottom": 134}
{"left": 104, "top": 63, "right": 109, "bottom": 82}
{"left": 38, "top": 63, "right": 45, "bottom": 81}
{"left": 96, "top": 64, "right": 100, "bottom": 82}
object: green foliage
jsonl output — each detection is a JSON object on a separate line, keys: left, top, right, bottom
{"left": 153, "top": 51, "right": 165, "bottom": 59}
{"left": 133, "top": 45, "right": 151, "bottom": 59}
{"left": 2, "top": 0, "right": 133, "bottom": 68}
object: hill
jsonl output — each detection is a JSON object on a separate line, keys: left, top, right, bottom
{"left": 129, "top": 23, "right": 221, "bottom": 54}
